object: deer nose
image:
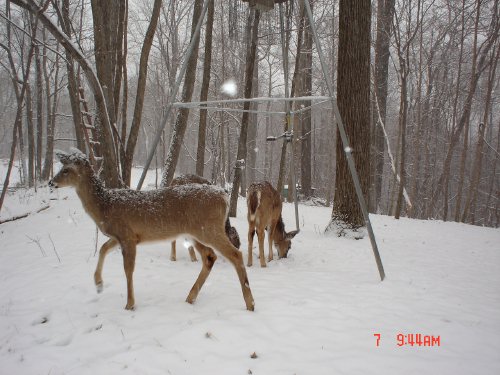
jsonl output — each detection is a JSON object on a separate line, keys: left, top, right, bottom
{"left": 48, "top": 180, "right": 57, "bottom": 188}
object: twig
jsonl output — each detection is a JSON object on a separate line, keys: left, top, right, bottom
{"left": 26, "top": 235, "right": 46, "bottom": 257}
{"left": 48, "top": 234, "right": 61, "bottom": 263}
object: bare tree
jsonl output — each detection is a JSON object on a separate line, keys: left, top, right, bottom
{"left": 229, "top": 7, "right": 260, "bottom": 217}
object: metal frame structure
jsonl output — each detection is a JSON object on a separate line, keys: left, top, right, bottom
{"left": 137, "top": 0, "right": 385, "bottom": 281}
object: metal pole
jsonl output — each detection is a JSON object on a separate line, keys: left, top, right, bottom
{"left": 279, "top": 2, "right": 299, "bottom": 232}
{"left": 136, "top": 0, "right": 211, "bottom": 190}
{"left": 303, "top": 0, "right": 385, "bottom": 281}
{"left": 289, "top": 112, "right": 300, "bottom": 231}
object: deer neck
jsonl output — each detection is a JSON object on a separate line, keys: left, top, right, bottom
{"left": 74, "top": 173, "right": 108, "bottom": 223}
{"left": 273, "top": 215, "right": 286, "bottom": 244}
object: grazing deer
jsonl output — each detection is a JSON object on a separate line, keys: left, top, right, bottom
{"left": 246, "top": 181, "right": 299, "bottom": 267}
{"left": 169, "top": 174, "right": 241, "bottom": 262}
{"left": 49, "top": 150, "right": 254, "bottom": 311}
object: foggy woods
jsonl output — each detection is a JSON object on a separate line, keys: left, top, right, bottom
{"left": 0, "top": 0, "right": 499, "bottom": 228}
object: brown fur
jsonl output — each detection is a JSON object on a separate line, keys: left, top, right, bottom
{"left": 49, "top": 152, "right": 254, "bottom": 311}
{"left": 169, "top": 174, "right": 241, "bottom": 261}
{"left": 246, "top": 181, "right": 298, "bottom": 267}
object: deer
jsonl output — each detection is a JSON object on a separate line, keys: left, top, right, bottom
{"left": 246, "top": 181, "right": 299, "bottom": 267}
{"left": 169, "top": 174, "right": 241, "bottom": 262}
{"left": 49, "top": 150, "right": 254, "bottom": 311}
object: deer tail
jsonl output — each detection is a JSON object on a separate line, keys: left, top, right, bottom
{"left": 248, "top": 190, "right": 261, "bottom": 222}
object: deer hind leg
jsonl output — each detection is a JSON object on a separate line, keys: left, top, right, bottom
{"left": 188, "top": 245, "right": 198, "bottom": 262}
{"left": 210, "top": 237, "right": 255, "bottom": 311}
{"left": 186, "top": 241, "right": 217, "bottom": 304}
{"left": 257, "top": 227, "right": 267, "bottom": 268}
{"left": 247, "top": 221, "right": 256, "bottom": 267}
{"left": 94, "top": 238, "right": 118, "bottom": 293}
{"left": 170, "top": 240, "right": 177, "bottom": 261}
{"left": 120, "top": 239, "right": 137, "bottom": 310}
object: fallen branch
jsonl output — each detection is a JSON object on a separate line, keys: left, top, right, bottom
{"left": 0, "top": 204, "right": 50, "bottom": 225}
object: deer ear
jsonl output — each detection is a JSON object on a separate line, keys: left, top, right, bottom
{"left": 286, "top": 230, "right": 299, "bottom": 240}
{"left": 55, "top": 150, "right": 71, "bottom": 164}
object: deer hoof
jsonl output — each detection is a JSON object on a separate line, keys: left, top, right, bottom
{"left": 95, "top": 282, "right": 103, "bottom": 293}
{"left": 125, "top": 303, "right": 135, "bottom": 310}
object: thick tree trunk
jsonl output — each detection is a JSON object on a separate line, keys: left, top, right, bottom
{"left": 328, "top": 0, "right": 371, "bottom": 230}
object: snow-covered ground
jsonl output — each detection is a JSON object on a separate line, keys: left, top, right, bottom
{"left": 1, "top": 165, "right": 499, "bottom": 374}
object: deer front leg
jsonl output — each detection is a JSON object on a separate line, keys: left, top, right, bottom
{"left": 247, "top": 222, "right": 256, "bottom": 267}
{"left": 94, "top": 238, "right": 118, "bottom": 293}
{"left": 257, "top": 227, "right": 266, "bottom": 268}
{"left": 170, "top": 240, "right": 177, "bottom": 261}
{"left": 186, "top": 242, "right": 217, "bottom": 304}
{"left": 120, "top": 240, "right": 137, "bottom": 310}
{"left": 210, "top": 237, "right": 255, "bottom": 311}
{"left": 267, "top": 225, "right": 274, "bottom": 263}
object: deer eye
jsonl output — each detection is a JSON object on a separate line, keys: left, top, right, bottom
{"left": 62, "top": 168, "right": 69, "bottom": 175}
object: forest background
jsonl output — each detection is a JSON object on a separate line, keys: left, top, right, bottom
{"left": 0, "top": 0, "right": 498, "bottom": 228}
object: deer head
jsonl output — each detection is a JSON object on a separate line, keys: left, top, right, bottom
{"left": 49, "top": 150, "right": 92, "bottom": 189}
{"left": 274, "top": 220, "right": 299, "bottom": 258}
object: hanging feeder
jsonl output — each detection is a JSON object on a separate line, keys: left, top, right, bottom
{"left": 242, "top": 0, "right": 288, "bottom": 12}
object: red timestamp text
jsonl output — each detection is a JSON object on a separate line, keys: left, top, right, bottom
{"left": 374, "top": 333, "right": 441, "bottom": 347}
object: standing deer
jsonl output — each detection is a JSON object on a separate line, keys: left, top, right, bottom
{"left": 49, "top": 150, "right": 254, "bottom": 311}
{"left": 169, "top": 174, "right": 240, "bottom": 262}
{"left": 246, "top": 181, "right": 299, "bottom": 267}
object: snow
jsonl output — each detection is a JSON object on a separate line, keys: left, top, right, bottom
{"left": 1, "top": 166, "right": 499, "bottom": 374}
{"left": 220, "top": 79, "right": 238, "bottom": 97}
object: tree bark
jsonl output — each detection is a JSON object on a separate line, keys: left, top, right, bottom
{"left": 329, "top": 0, "right": 371, "bottom": 230}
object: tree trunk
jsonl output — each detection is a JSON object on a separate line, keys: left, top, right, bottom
{"left": 371, "top": 0, "right": 395, "bottom": 212}
{"left": 42, "top": 39, "right": 60, "bottom": 181}
{"left": 25, "top": 84, "right": 35, "bottom": 187}
{"left": 328, "top": 0, "right": 371, "bottom": 231}
{"left": 60, "top": 0, "right": 86, "bottom": 153}
{"left": 196, "top": 0, "right": 215, "bottom": 177}
{"left": 246, "top": 59, "right": 259, "bottom": 189}
{"left": 122, "top": 0, "right": 162, "bottom": 186}
{"left": 34, "top": 41, "right": 43, "bottom": 183}
{"left": 228, "top": 8, "right": 260, "bottom": 217}
{"left": 161, "top": 0, "right": 204, "bottom": 186}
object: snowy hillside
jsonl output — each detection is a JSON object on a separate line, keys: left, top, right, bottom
{"left": 0, "top": 167, "right": 499, "bottom": 375}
